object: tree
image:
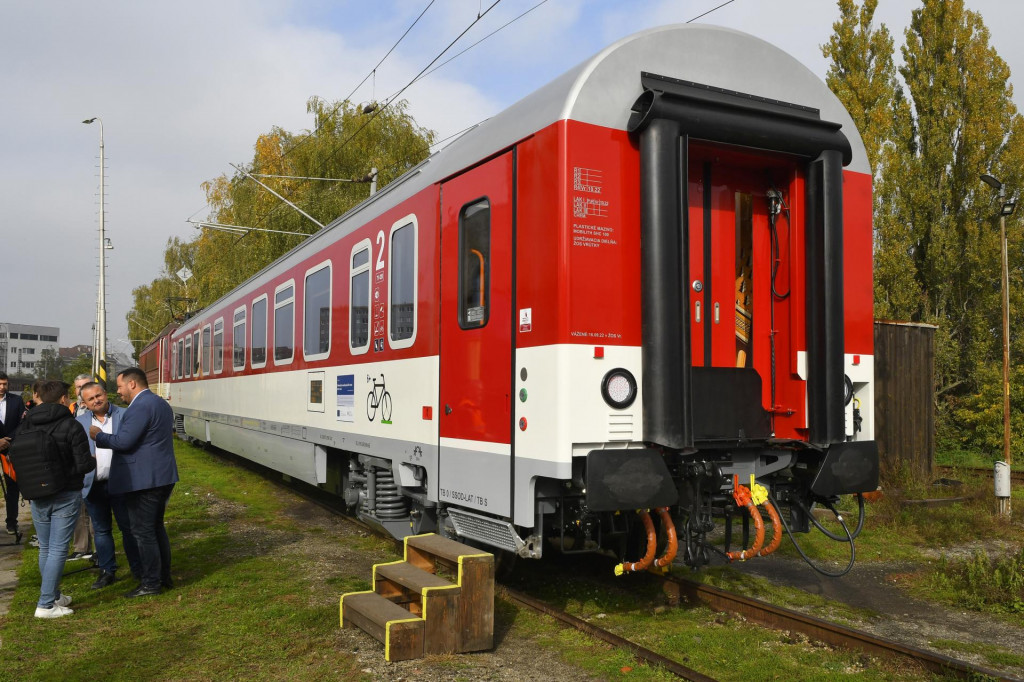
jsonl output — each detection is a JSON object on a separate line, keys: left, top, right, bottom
{"left": 821, "top": 0, "right": 920, "bottom": 321}
{"left": 62, "top": 353, "right": 93, "bottom": 386}
{"left": 126, "top": 97, "right": 434, "bottom": 358}
{"left": 35, "top": 348, "right": 65, "bottom": 380}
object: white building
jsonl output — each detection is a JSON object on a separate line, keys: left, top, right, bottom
{"left": 0, "top": 323, "right": 60, "bottom": 375}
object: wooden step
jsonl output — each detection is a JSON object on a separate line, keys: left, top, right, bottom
{"left": 404, "top": 534, "right": 495, "bottom": 652}
{"left": 375, "top": 561, "right": 461, "bottom": 654}
{"left": 340, "top": 591, "right": 423, "bottom": 662}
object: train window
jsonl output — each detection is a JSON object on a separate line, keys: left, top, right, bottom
{"left": 184, "top": 335, "right": 192, "bottom": 378}
{"left": 202, "top": 325, "right": 212, "bottom": 376}
{"left": 171, "top": 340, "right": 178, "bottom": 379}
{"left": 251, "top": 295, "right": 268, "bottom": 368}
{"left": 192, "top": 330, "right": 200, "bottom": 376}
{"left": 350, "top": 240, "right": 371, "bottom": 355}
{"left": 389, "top": 217, "right": 417, "bottom": 348}
{"left": 213, "top": 318, "right": 224, "bottom": 374}
{"left": 176, "top": 339, "right": 183, "bottom": 379}
{"left": 274, "top": 281, "right": 295, "bottom": 365}
{"left": 458, "top": 199, "right": 490, "bottom": 329}
{"left": 304, "top": 262, "right": 331, "bottom": 360}
{"left": 232, "top": 306, "right": 246, "bottom": 370}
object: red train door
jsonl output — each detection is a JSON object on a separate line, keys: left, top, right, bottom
{"left": 438, "top": 151, "right": 514, "bottom": 516}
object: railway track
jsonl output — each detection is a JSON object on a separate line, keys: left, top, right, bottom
{"left": 937, "top": 464, "right": 1024, "bottom": 484}
{"left": 204, "top": 445, "right": 1018, "bottom": 681}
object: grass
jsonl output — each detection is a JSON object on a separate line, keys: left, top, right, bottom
{"left": 1, "top": 441, "right": 365, "bottom": 682}
{"left": 929, "top": 638, "right": 1024, "bottom": 668}
{"left": 911, "top": 547, "right": 1024, "bottom": 625}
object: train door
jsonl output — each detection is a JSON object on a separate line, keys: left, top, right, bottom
{"left": 438, "top": 151, "right": 515, "bottom": 516}
{"left": 687, "top": 147, "right": 794, "bottom": 439}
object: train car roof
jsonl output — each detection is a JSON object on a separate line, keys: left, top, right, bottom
{"left": 176, "top": 23, "right": 867, "bottom": 335}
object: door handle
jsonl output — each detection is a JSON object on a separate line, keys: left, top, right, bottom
{"left": 444, "top": 404, "right": 453, "bottom": 415}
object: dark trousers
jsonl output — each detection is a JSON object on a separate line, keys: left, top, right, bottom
{"left": 3, "top": 473, "right": 18, "bottom": 529}
{"left": 85, "top": 479, "right": 141, "bottom": 576}
{"left": 124, "top": 484, "right": 174, "bottom": 588}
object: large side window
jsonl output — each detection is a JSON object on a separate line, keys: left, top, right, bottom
{"left": 459, "top": 199, "right": 491, "bottom": 328}
{"left": 349, "top": 240, "right": 371, "bottom": 355}
{"left": 389, "top": 217, "right": 417, "bottom": 348}
{"left": 202, "top": 325, "right": 212, "bottom": 376}
{"left": 304, "top": 262, "right": 331, "bottom": 360}
{"left": 251, "top": 296, "right": 268, "bottom": 368}
{"left": 213, "top": 318, "right": 224, "bottom": 374}
{"left": 184, "top": 335, "right": 193, "bottom": 378}
{"left": 192, "top": 330, "right": 200, "bottom": 376}
{"left": 172, "top": 340, "right": 179, "bottom": 379}
{"left": 274, "top": 281, "right": 295, "bottom": 364}
{"left": 232, "top": 306, "right": 246, "bottom": 370}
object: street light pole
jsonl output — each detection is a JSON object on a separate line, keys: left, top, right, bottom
{"left": 83, "top": 117, "right": 107, "bottom": 391}
{"left": 981, "top": 173, "right": 1014, "bottom": 517}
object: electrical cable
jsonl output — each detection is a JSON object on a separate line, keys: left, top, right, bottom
{"left": 686, "top": 0, "right": 737, "bottom": 23}
{"left": 770, "top": 492, "right": 856, "bottom": 578}
{"left": 799, "top": 493, "right": 866, "bottom": 541}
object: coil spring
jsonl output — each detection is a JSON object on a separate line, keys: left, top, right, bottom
{"left": 370, "top": 467, "right": 409, "bottom": 519}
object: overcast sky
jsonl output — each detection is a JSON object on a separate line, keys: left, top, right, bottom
{"left": 2, "top": 0, "right": 1022, "bottom": 353}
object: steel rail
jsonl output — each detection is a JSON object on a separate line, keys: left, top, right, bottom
{"left": 499, "top": 585, "right": 717, "bottom": 682}
{"left": 937, "top": 464, "right": 1024, "bottom": 484}
{"left": 662, "top": 575, "right": 1017, "bottom": 681}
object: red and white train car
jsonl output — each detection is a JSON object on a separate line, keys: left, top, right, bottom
{"left": 156, "top": 25, "right": 878, "bottom": 568}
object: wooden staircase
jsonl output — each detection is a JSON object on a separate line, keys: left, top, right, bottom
{"left": 340, "top": 533, "right": 495, "bottom": 661}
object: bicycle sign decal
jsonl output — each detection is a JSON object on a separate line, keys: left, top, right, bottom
{"left": 366, "top": 373, "right": 393, "bottom": 424}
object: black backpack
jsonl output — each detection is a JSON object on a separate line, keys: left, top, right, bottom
{"left": 6, "top": 420, "right": 69, "bottom": 500}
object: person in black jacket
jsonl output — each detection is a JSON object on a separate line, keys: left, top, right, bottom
{"left": 19, "top": 380, "right": 95, "bottom": 619}
{"left": 0, "top": 371, "right": 27, "bottom": 535}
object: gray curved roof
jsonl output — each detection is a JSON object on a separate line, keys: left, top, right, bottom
{"left": 178, "top": 24, "right": 866, "bottom": 333}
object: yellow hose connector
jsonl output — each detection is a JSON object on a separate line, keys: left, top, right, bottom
{"left": 749, "top": 474, "right": 768, "bottom": 506}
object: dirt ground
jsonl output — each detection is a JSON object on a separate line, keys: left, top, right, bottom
{"left": 729, "top": 546, "right": 1024, "bottom": 680}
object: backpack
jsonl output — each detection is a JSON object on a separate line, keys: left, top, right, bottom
{"left": 5, "top": 420, "right": 69, "bottom": 500}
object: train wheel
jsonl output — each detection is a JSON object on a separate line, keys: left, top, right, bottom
{"left": 381, "top": 393, "right": 392, "bottom": 422}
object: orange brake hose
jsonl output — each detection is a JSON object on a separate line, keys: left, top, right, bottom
{"left": 615, "top": 510, "right": 657, "bottom": 575}
{"left": 756, "top": 499, "right": 783, "bottom": 557}
{"left": 653, "top": 507, "right": 678, "bottom": 568}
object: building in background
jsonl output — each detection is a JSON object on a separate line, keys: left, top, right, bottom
{"left": 60, "top": 344, "right": 93, "bottom": 361}
{"left": 0, "top": 323, "right": 60, "bottom": 376}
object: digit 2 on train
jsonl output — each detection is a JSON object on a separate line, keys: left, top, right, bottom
{"left": 141, "top": 24, "right": 879, "bottom": 573}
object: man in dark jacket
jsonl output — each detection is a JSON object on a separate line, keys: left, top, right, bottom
{"left": 17, "top": 380, "right": 95, "bottom": 618}
{"left": 0, "top": 371, "right": 27, "bottom": 535}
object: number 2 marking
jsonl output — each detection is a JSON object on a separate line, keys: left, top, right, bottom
{"left": 376, "top": 231, "right": 385, "bottom": 271}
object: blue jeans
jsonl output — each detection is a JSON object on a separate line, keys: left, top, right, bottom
{"left": 31, "top": 489, "right": 81, "bottom": 608}
{"left": 124, "top": 484, "right": 174, "bottom": 588}
{"left": 85, "top": 479, "right": 140, "bottom": 576}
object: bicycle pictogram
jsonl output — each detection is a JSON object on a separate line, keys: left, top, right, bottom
{"left": 366, "top": 373, "right": 392, "bottom": 423}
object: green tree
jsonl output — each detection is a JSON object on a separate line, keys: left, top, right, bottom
{"left": 821, "top": 0, "right": 920, "bottom": 320}
{"left": 62, "top": 353, "right": 93, "bottom": 386}
{"left": 35, "top": 348, "right": 65, "bottom": 380}
{"left": 126, "top": 98, "right": 434, "bottom": 357}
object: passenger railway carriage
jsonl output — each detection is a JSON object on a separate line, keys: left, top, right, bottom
{"left": 142, "top": 25, "right": 879, "bottom": 570}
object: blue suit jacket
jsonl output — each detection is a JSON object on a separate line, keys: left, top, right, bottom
{"left": 77, "top": 403, "right": 123, "bottom": 499}
{"left": 1, "top": 392, "right": 25, "bottom": 439}
{"left": 95, "top": 389, "right": 179, "bottom": 495}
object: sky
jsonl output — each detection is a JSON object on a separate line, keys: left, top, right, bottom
{"left": 2, "top": 0, "right": 1023, "bottom": 355}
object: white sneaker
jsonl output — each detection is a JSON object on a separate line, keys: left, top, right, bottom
{"left": 55, "top": 594, "right": 72, "bottom": 607}
{"left": 34, "top": 605, "right": 73, "bottom": 619}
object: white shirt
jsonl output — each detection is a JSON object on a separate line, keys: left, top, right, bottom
{"left": 0, "top": 394, "right": 6, "bottom": 425}
{"left": 92, "top": 413, "right": 115, "bottom": 481}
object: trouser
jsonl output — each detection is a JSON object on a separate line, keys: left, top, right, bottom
{"left": 85, "top": 479, "right": 140, "bottom": 576}
{"left": 3, "top": 473, "right": 19, "bottom": 529}
{"left": 124, "top": 484, "right": 174, "bottom": 588}
{"left": 31, "top": 490, "right": 81, "bottom": 608}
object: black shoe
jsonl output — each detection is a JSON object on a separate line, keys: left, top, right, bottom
{"left": 5, "top": 524, "right": 16, "bottom": 535}
{"left": 91, "top": 571, "right": 116, "bottom": 589}
{"left": 124, "top": 585, "right": 162, "bottom": 598}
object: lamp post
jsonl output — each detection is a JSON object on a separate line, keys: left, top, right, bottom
{"left": 980, "top": 173, "right": 1015, "bottom": 517}
{"left": 83, "top": 117, "right": 107, "bottom": 391}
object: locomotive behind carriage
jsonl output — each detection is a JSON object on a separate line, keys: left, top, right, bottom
{"left": 139, "top": 24, "right": 879, "bottom": 573}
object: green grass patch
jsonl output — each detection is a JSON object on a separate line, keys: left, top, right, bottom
{"left": 929, "top": 638, "right": 1024, "bottom": 668}
{"left": 0, "top": 439, "right": 364, "bottom": 682}
{"left": 908, "top": 548, "right": 1024, "bottom": 626}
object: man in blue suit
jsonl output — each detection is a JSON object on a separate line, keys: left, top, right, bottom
{"left": 0, "top": 372, "right": 27, "bottom": 536}
{"left": 89, "top": 367, "right": 178, "bottom": 598}
{"left": 77, "top": 382, "right": 140, "bottom": 589}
